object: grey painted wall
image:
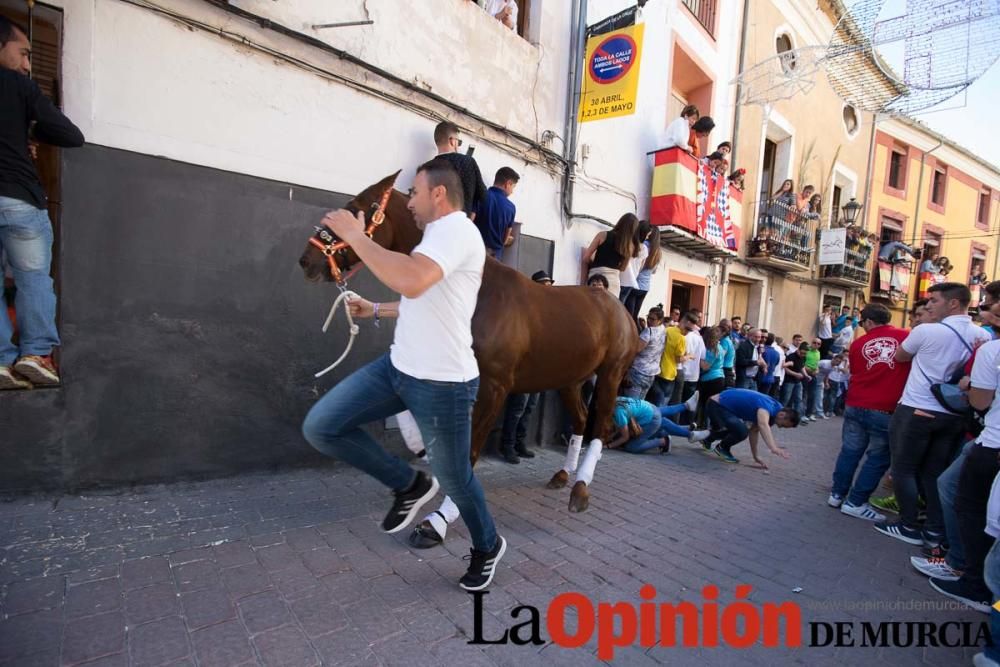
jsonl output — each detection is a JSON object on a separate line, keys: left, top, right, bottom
{"left": 0, "top": 146, "right": 557, "bottom": 493}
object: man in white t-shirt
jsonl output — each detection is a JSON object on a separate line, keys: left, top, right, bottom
{"left": 875, "top": 282, "right": 992, "bottom": 549}
{"left": 679, "top": 311, "right": 705, "bottom": 407}
{"left": 303, "top": 158, "right": 505, "bottom": 591}
{"left": 924, "top": 337, "right": 1000, "bottom": 613}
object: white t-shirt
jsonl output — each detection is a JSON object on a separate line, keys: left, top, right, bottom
{"left": 829, "top": 361, "right": 849, "bottom": 383}
{"left": 682, "top": 330, "right": 705, "bottom": 383}
{"left": 817, "top": 359, "right": 833, "bottom": 381}
{"left": 620, "top": 243, "right": 648, "bottom": 289}
{"left": 972, "top": 340, "right": 1000, "bottom": 450}
{"left": 483, "top": 0, "right": 518, "bottom": 28}
{"left": 817, "top": 315, "right": 833, "bottom": 339}
{"left": 662, "top": 116, "right": 690, "bottom": 150}
{"left": 899, "top": 315, "right": 992, "bottom": 412}
{"left": 390, "top": 211, "right": 485, "bottom": 382}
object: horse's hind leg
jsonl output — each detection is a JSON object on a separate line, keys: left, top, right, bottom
{"left": 547, "top": 382, "right": 586, "bottom": 489}
{"left": 569, "top": 366, "right": 627, "bottom": 513}
{"left": 408, "top": 376, "right": 510, "bottom": 549}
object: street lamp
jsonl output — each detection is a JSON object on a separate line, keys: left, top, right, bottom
{"left": 842, "top": 198, "right": 863, "bottom": 226}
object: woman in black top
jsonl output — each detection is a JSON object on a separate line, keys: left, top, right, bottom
{"left": 579, "top": 213, "right": 639, "bottom": 299}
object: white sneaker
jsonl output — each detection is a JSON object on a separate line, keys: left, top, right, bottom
{"left": 827, "top": 493, "right": 844, "bottom": 508}
{"left": 801, "top": 416, "right": 812, "bottom": 423}
{"left": 910, "top": 556, "right": 961, "bottom": 581}
{"left": 688, "top": 429, "right": 711, "bottom": 443}
{"left": 840, "top": 502, "right": 885, "bottom": 522}
{"left": 974, "top": 652, "right": 1000, "bottom": 667}
{"left": 821, "top": 413, "right": 830, "bottom": 420}
{"left": 684, "top": 391, "right": 700, "bottom": 413}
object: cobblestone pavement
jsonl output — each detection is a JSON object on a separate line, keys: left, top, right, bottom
{"left": 0, "top": 417, "right": 986, "bottom": 666}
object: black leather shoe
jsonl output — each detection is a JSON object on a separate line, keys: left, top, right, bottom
{"left": 514, "top": 446, "right": 535, "bottom": 459}
{"left": 501, "top": 450, "right": 520, "bottom": 464}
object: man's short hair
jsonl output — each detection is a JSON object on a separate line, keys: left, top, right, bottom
{"left": 433, "top": 121, "right": 460, "bottom": 147}
{"left": 717, "top": 141, "right": 732, "bottom": 151}
{"left": 0, "top": 16, "right": 27, "bottom": 47}
{"left": 842, "top": 305, "right": 851, "bottom": 311}
{"left": 588, "top": 274, "right": 609, "bottom": 288}
{"left": 912, "top": 298, "right": 929, "bottom": 313}
{"left": 416, "top": 158, "right": 464, "bottom": 209}
{"left": 731, "top": 316, "right": 742, "bottom": 322}
{"left": 775, "top": 408, "right": 800, "bottom": 427}
{"left": 984, "top": 280, "right": 1000, "bottom": 304}
{"left": 793, "top": 333, "right": 803, "bottom": 339}
{"left": 928, "top": 281, "right": 972, "bottom": 307}
{"left": 860, "top": 303, "right": 891, "bottom": 326}
{"left": 681, "top": 311, "right": 700, "bottom": 325}
{"left": 494, "top": 167, "right": 520, "bottom": 185}
{"left": 681, "top": 104, "right": 699, "bottom": 119}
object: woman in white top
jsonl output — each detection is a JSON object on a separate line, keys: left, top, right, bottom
{"left": 661, "top": 104, "right": 700, "bottom": 152}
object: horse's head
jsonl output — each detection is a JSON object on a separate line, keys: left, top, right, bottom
{"left": 298, "top": 170, "right": 420, "bottom": 283}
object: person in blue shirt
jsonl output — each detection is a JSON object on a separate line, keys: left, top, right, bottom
{"left": 607, "top": 394, "right": 711, "bottom": 454}
{"left": 832, "top": 305, "right": 858, "bottom": 336}
{"left": 696, "top": 326, "right": 727, "bottom": 427}
{"left": 718, "top": 319, "right": 738, "bottom": 387}
{"left": 474, "top": 167, "right": 519, "bottom": 260}
{"left": 701, "top": 388, "right": 799, "bottom": 465}
{"left": 758, "top": 333, "right": 781, "bottom": 396}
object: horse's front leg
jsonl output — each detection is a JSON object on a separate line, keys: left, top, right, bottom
{"left": 548, "top": 383, "right": 587, "bottom": 489}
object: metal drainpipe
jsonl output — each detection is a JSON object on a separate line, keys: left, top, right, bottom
{"left": 900, "top": 137, "right": 944, "bottom": 319}
{"left": 729, "top": 0, "right": 751, "bottom": 168}
{"left": 561, "top": 0, "right": 589, "bottom": 222}
{"left": 860, "top": 114, "right": 879, "bottom": 232}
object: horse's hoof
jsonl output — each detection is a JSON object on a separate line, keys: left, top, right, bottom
{"left": 568, "top": 481, "right": 590, "bottom": 513}
{"left": 407, "top": 520, "right": 443, "bottom": 549}
{"left": 546, "top": 470, "right": 569, "bottom": 489}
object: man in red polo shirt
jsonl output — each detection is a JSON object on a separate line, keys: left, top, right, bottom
{"left": 828, "top": 303, "right": 911, "bottom": 521}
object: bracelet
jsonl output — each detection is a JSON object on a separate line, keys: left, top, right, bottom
{"left": 373, "top": 302, "right": 381, "bottom": 328}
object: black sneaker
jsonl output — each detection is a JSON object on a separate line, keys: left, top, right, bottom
{"left": 381, "top": 471, "right": 439, "bottom": 534}
{"left": 928, "top": 577, "right": 992, "bottom": 614}
{"left": 873, "top": 521, "right": 923, "bottom": 545}
{"left": 459, "top": 535, "right": 507, "bottom": 592}
{"left": 514, "top": 445, "right": 535, "bottom": 459}
{"left": 501, "top": 450, "right": 520, "bottom": 464}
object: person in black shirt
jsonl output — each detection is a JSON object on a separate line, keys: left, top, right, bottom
{"left": 0, "top": 17, "right": 84, "bottom": 389}
{"left": 433, "top": 121, "right": 487, "bottom": 219}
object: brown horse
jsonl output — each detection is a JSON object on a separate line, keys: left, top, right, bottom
{"left": 298, "top": 172, "right": 639, "bottom": 545}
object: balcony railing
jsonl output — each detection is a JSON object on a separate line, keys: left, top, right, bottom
{"left": 648, "top": 147, "right": 741, "bottom": 259}
{"left": 682, "top": 0, "right": 717, "bottom": 36}
{"left": 819, "top": 230, "right": 875, "bottom": 288}
{"left": 745, "top": 199, "right": 815, "bottom": 272}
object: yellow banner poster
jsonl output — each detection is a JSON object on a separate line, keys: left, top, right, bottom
{"left": 578, "top": 23, "right": 644, "bottom": 122}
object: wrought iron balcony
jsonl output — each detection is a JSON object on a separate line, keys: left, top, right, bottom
{"left": 682, "top": 0, "right": 717, "bottom": 36}
{"left": 818, "top": 229, "right": 875, "bottom": 288}
{"left": 745, "top": 199, "right": 815, "bottom": 272}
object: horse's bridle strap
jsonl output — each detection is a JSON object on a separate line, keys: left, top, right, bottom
{"left": 311, "top": 186, "right": 394, "bottom": 284}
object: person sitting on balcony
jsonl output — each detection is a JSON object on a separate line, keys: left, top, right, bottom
{"left": 482, "top": 0, "right": 518, "bottom": 31}
{"left": 920, "top": 250, "right": 941, "bottom": 274}
{"left": 936, "top": 256, "right": 953, "bottom": 277}
{"left": 728, "top": 168, "right": 746, "bottom": 192}
{"left": 662, "top": 104, "right": 700, "bottom": 152}
{"left": 580, "top": 213, "right": 639, "bottom": 298}
{"left": 716, "top": 141, "right": 732, "bottom": 156}
{"left": 971, "top": 268, "right": 988, "bottom": 286}
{"left": 689, "top": 116, "right": 715, "bottom": 156}
{"left": 878, "top": 240, "right": 916, "bottom": 264}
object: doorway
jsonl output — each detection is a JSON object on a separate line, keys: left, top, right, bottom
{"left": 725, "top": 280, "right": 750, "bottom": 323}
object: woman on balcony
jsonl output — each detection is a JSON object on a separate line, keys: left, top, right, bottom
{"left": 580, "top": 213, "right": 640, "bottom": 299}
{"left": 661, "top": 104, "right": 700, "bottom": 152}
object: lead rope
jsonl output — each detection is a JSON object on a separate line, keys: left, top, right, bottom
{"left": 314, "top": 287, "right": 360, "bottom": 378}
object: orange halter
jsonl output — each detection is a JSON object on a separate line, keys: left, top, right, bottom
{"left": 308, "top": 186, "right": 394, "bottom": 285}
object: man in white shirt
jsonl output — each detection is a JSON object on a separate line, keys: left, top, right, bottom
{"left": 303, "top": 158, "right": 505, "bottom": 591}
{"left": 661, "top": 104, "right": 699, "bottom": 152}
{"left": 679, "top": 311, "right": 704, "bottom": 408}
{"left": 771, "top": 336, "right": 787, "bottom": 399}
{"left": 875, "top": 282, "right": 992, "bottom": 549}
{"left": 924, "top": 335, "right": 1000, "bottom": 613}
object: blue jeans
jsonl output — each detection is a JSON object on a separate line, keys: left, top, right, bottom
{"left": 623, "top": 367, "right": 655, "bottom": 400}
{"left": 830, "top": 407, "right": 892, "bottom": 507}
{"left": 302, "top": 353, "right": 497, "bottom": 551}
{"left": 737, "top": 375, "right": 757, "bottom": 390}
{"left": 803, "top": 377, "right": 820, "bottom": 416}
{"left": 0, "top": 197, "right": 58, "bottom": 365}
{"left": 984, "top": 540, "right": 1000, "bottom": 662}
{"left": 781, "top": 381, "right": 803, "bottom": 416}
{"left": 624, "top": 410, "right": 663, "bottom": 453}
{"left": 646, "top": 376, "right": 674, "bottom": 407}
{"left": 656, "top": 404, "right": 693, "bottom": 439}
{"left": 939, "top": 440, "right": 973, "bottom": 572}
